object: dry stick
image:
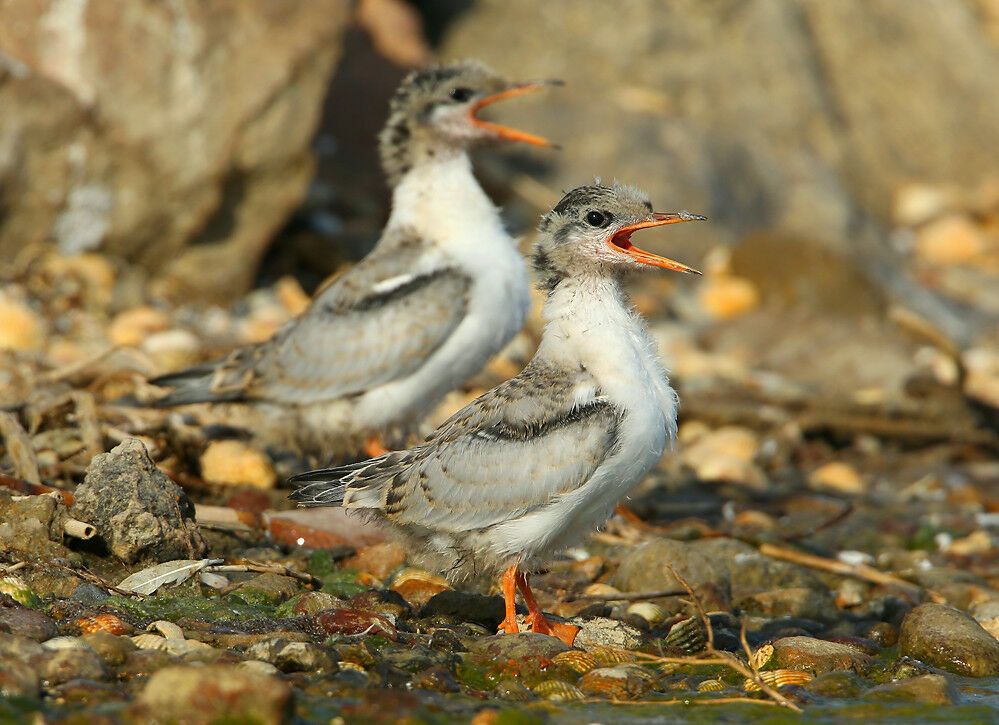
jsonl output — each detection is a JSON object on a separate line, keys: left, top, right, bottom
{"left": 758, "top": 543, "right": 946, "bottom": 604}
{"left": 572, "top": 588, "right": 688, "bottom": 602}
{"left": 0, "top": 412, "right": 41, "bottom": 484}
{"left": 664, "top": 563, "right": 802, "bottom": 713}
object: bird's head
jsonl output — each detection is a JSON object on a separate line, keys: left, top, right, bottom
{"left": 380, "top": 61, "right": 559, "bottom": 179}
{"left": 534, "top": 183, "right": 703, "bottom": 290}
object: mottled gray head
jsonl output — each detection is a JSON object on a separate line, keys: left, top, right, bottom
{"left": 533, "top": 183, "right": 704, "bottom": 291}
{"left": 379, "top": 61, "right": 559, "bottom": 184}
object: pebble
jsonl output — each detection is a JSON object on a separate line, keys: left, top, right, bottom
{"left": 697, "top": 274, "right": 761, "bottom": 320}
{"left": 312, "top": 608, "right": 398, "bottom": 641}
{"left": 807, "top": 461, "right": 865, "bottom": 495}
{"left": 142, "top": 329, "right": 201, "bottom": 371}
{"left": 568, "top": 616, "right": 644, "bottom": 650}
{"left": 771, "top": 636, "right": 873, "bottom": 675}
{"left": 275, "top": 276, "right": 310, "bottom": 316}
{"left": 419, "top": 591, "right": 506, "bottom": 630}
{"left": 739, "top": 587, "right": 839, "bottom": 623}
{"left": 0, "top": 294, "right": 45, "bottom": 351}
{"left": 39, "top": 645, "right": 109, "bottom": 685}
{"left": 245, "top": 637, "right": 335, "bottom": 673}
{"left": 231, "top": 573, "right": 302, "bottom": 604}
{"left": 344, "top": 542, "right": 407, "bottom": 580}
{"left": 864, "top": 674, "right": 955, "bottom": 705}
{"left": 0, "top": 605, "right": 58, "bottom": 642}
{"left": 199, "top": 440, "right": 277, "bottom": 489}
{"left": 680, "top": 426, "right": 766, "bottom": 490}
{"left": 133, "top": 664, "right": 292, "bottom": 723}
{"left": 900, "top": 603, "right": 999, "bottom": 677}
{"left": 107, "top": 306, "right": 170, "bottom": 347}
{"left": 915, "top": 214, "right": 989, "bottom": 266}
{"left": 467, "top": 633, "right": 573, "bottom": 661}
{"left": 893, "top": 183, "right": 955, "bottom": 227}
{"left": 81, "top": 632, "right": 137, "bottom": 667}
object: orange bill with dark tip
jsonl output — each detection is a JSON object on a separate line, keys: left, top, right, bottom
{"left": 469, "top": 81, "right": 562, "bottom": 147}
{"left": 608, "top": 212, "right": 706, "bottom": 274}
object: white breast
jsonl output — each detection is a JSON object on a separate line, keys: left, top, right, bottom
{"left": 489, "top": 276, "right": 676, "bottom": 564}
{"left": 351, "top": 152, "right": 530, "bottom": 428}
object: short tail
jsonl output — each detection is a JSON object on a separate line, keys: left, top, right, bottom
{"left": 147, "top": 361, "right": 243, "bottom": 408}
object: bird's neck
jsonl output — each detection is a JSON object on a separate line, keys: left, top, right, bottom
{"left": 386, "top": 150, "right": 501, "bottom": 245}
{"left": 380, "top": 116, "right": 467, "bottom": 188}
{"left": 538, "top": 274, "right": 633, "bottom": 355}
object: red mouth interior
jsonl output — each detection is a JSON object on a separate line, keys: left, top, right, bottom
{"left": 610, "top": 232, "right": 635, "bottom": 252}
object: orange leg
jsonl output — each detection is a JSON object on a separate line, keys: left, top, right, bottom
{"left": 364, "top": 436, "right": 390, "bottom": 458}
{"left": 498, "top": 565, "right": 520, "bottom": 635}
{"left": 614, "top": 503, "right": 646, "bottom": 525}
{"left": 515, "top": 570, "right": 579, "bottom": 647}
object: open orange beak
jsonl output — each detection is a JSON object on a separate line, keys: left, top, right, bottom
{"left": 608, "top": 212, "right": 705, "bottom": 273}
{"left": 469, "top": 81, "right": 562, "bottom": 148}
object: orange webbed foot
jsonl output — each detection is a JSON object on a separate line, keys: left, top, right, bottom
{"left": 526, "top": 612, "right": 580, "bottom": 647}
{"left": 364, "top": 436, "right": 390, "bottom": 458}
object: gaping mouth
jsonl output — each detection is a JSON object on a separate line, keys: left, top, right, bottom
{"left": 469, "top": 81, "right": 562, "bottom": 147}
{"left": 608, "top": 212, "right": 705, "bottom": 273}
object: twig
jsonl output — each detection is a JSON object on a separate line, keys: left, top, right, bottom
{"left": 780, "top": 500, "right": 853, "bottom": 542}
{"left": 0, "top": 474, "right": 75, "bottom": 505}
{"left": 206, "top": 562, "right": 318, "bottom": 587}
{"left": 758, "top": 542, "right": 945, "bottom": 604}
{"left": 664, "top": 563, "right": 802, "bottom": 713}
{"left": 572, "top": 588, "right": 688, "bottom": 602}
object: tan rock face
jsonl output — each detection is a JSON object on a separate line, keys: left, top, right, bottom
{"left": 199, "top": 440, "right": 276, "bottom": 489}
{"left": 0, "top": 0, "right": 350, "bottom": 301}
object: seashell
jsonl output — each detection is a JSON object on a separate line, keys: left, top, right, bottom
{"left": 697, "top": 678, "right": 727, "bottom": 692}
{"left": 42, "top": 636, "right": 91, "bottom": 651}
{"left": 749, "top": 643, "right": 775, "bottom": 671}
{"left": 75, "top": 613, "right": 132, "bottom": 636}
{"left": 588, "top": 645, "right": 636, "bottom": 666}
{"left": 578, "top": 665, "right": 652, "bottom": 700}
{"left": 131, "top": 633, "right": 168, "bottom": 650}
{"left": 661, "top": 616, "right": 706, "bottom": 654}
{"left": 744, "top": 669, "right": 814, "bottom": 692}
{"left": 147, "top": 620, "right": 184, "bottom": 640}
{"left": 531, "top": 679, "right": 585, "bottom": 702}
{"left": 239, "top": 660, "right": 280, "bottom": 676}
{"left": 626, "top": 601, "right": 668, "bottom": 626}
{"left": 552, "top": 650, "right": 599, "bottom": 675}
{"left": 391, "top": 567, "right": 450, "bottom": 589}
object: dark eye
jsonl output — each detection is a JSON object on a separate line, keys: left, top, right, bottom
{"left": 586, "top": 210, "right": 607, "bottom": 227}
{"left": 449, "top": 87, "right": 474, "bottom": 103}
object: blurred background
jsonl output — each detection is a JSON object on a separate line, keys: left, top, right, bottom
{"left": 1, "top": 0, "right": 999, "bottom": 494}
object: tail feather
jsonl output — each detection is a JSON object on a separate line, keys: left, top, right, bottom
{"left": 288, "top": 479, "right": 348, "bottom": 507}
{"left": 149, "top": 361, "right": 220, "bottom": 387}
{"left": 148, "top": 361, "right": 245, "bottom": 408}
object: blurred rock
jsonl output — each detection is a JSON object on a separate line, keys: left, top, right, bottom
{"left": 344, "top": 542, "right": 407, "bottom": 580}
{"left": 697, "top": 274, "right": 760, "bottom": 321}
{"left": 134, "top": 664, "right": 291, "bottom": 724}
{"left": 467, "top": 633, "right": 572, "bottom": 661}
{"left": 0, "top": 0, "right": 351, "bottom": 302}
{"left": 71, "top": 438, "right": 207, "bottom": 563}
{"left": 0, "top": 293, "right": 45, "bottom": 351}
{"left": 864, "top": 674, "right": 956, "bottom": 705}
{"left": 680, "top": 426, "right": 767, "bottom": 490}
{"left": 772, "top": 636, "right": 873, "bottom": 675}
{"left": 108, "top": 307, "right": 170, "bottom": 347}
{"left": 199, "top": 440, "right": 277, "bottom": 489}
{"left": 443, "top": 0, "right": 999, "bottom": 342}
{"left": 893, "top": 183, "right": 958, "bottom": 228}
{"left": 900, "top": 603, "right": 999, "bottom": 677}
{"left": 915, "top": 214, "right": 989, "bottom": 266}
{"left": 808, "top": 462, "right": 865, "bottom": 495}
{"left": 141, "top": 329, "right": 201, "bottom": 372}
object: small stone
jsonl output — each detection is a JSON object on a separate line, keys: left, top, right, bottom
{"left": 70, "top": 582, "right": 110, "bottom": 604}
{"left": 39, "top": 645, "right": 108, "bottom": 685}
{"left": 108, "top": 306, "right": 170, "bottom": 347}
{"left": 200, "top": 440, "right": 277, "bottom": 489}
{"left": 680, "top": 426, "right": 766, "bottom": 490}
{"left": 944, "top": 530, "right": 993, "bottom": 556}
{"left": 893, "top": 183, "right": 955, "bottom": 227}
{"left": 915, "top": 214, "right": 988, "bottom": 266}
{"left": 738, "top": 587, "right": 838, "bottom": 622}
{"left": 344, "top": 542, "right": 407, "bottom": 580}
{"left": 467, "top": 632, "right": 573, "bottom": 661}
{"left": 312, "top": 608, "right": 398, "bottom": 641}
{"left": 807, "top": 462, "right": 865, "bottom": 495}
{"left": 81, "top": 632, "right": 137, "bottom": 667}
{"left": 771, "top": 636, "right": 873, "bottom": 675}
{"left": 276, "top": 275, "right": 310, "bottom": 316}
{"left": 347, "top": 589, "right": 410, "bottom": 620}
{"left": 804, "top": 671, "right": 866, "bottom": 699}
{"left": 245, "top": 637, "right": 335, "bottom": 673}
{"left": 900, "top": 603, "right": 999, "bottom": 677}
{"left": 578, "top": 664, "right": 652, "bottom": 699}
{"left": 133, "top": 664, "right": 292, "bottom": 724}
{"left": 697, "top": 274, "right": 760, "bottom": 320}
{"left": 864, "top": 674, "right": 956, "bottom": 705}
{"left": 232, "top": 573, "right": 301, "bottom": 604}
{"left": 568, "top": 616, "right": 644, "bottom": 650}
{"left": 0, "top": 294, "right": 45, "bottom": 351}
{"left": 0, "top": 633, "right": 45, "bottom": 696}
{"left": 0, "top": 604, "right": 58, "bottom": 642}
{"left": 71, "top": 438, "right": 206, "bottom": 564}
{"left": 290, "top": 591, "right": 341, "bottom": 617}
{"left": 419, "top": 591, "right": 506, "bottom": 630}
{"left": 142, "top": 329, "right": 201, "bottom": 371}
